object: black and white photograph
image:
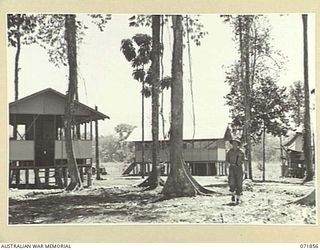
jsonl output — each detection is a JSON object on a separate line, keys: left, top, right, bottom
{"left": 7, "top": 13, "right": 316, "bottom": 225}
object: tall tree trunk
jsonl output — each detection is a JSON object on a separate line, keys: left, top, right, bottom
{"left": 244, "top": 16, "right": 253, "bottom": 180}
{"left": 239, "top": 17, "right": 244, "bottom": 173}
{"left": 138, "top": 15, "right": 162, "bottom": 189}
{"left": 280, "top": 135, "right": 285, "bottom": 177}
{"left": 160, "top": 16, "right": 166, "bottom": 140}
{"left": 64, "top": 14, "right": 82, "bottom": 191}
{"left": 13, "top": 16, "right": 21, "bottom": 184}
{"left": 14, "top": 22, "right": 21, "bottom": 101}
{"left": 162, "top": 15, "right": 215, "bottom": 198}
{"left": 297, "top": 97, "right": 301, "bottom": 127}
{"left": 238, "top": 16, "right": 251, "bottom": 179}
{"left": 262, "top": 126, "right": 266, "bottom": 181}
{"left": 302, "top": 14, "right": 314, "bottom": 183}
{"left": 141, "top": 82, "right": 145, "bottom": 178}
{"left": 95, "top": 106, "right": 101, "bottom": 180}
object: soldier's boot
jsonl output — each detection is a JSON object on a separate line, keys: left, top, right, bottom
{"left": 235, "top": 195, "right": 241, "bottom": 205}
{"left": 231, "top": 192, "right": 235, "bottom": 203}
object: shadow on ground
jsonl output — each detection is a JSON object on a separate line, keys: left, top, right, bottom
{"left": 9, "top": 187, "right": 161, "bottom": 224}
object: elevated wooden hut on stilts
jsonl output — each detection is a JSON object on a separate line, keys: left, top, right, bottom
{"left": 9, "top": 88, "right": 109, "bottom": 189}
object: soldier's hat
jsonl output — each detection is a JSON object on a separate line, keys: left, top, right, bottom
{"left": 229, "top": 138, "right": 242, "bottom": 146}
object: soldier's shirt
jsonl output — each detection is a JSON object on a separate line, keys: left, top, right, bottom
{"left": 226, "top": 148, "right": 245, "bottom": 166}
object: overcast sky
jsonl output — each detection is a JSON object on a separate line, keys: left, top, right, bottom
{"left": 7, "top": 13, "right": 315, "bottom": 138}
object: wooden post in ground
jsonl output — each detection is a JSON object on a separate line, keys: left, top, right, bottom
{"left": 95, "top": 106, "right": 101, "bottom": 180}
{"left": 87, "top": 164, "right": 92, "bottom": 187}
{"left": 63, "top": 167, "right": 68, "bottom": 187}
{"left": 221, "top": 162, "right": 224, "bottom": 175}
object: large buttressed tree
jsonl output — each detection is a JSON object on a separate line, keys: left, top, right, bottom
{"left": 36, "top": 14, "right": 112, "bottom": 189}
{"left": 161, "top": 15, "right": 214, "bottom": 198}
{"left": 292, "top": 14, "right": 315, "bottom": 203}
{"left": 302, "top": 14, "right": 314, "bottom": 183}
{"left": 125, "top": 14, "right": 207, "bottom": 190}
{"left": 64, "top": 14, "right": 82, "bottom": 191}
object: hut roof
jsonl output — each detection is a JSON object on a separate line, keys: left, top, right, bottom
{"left": 127, "top": 125, "right": 231, "bottom": 142}
{"left": 284, "top": 132, "right": 304, "bottom": 152}
{"left": 9, "top": 88, "right": 109, "bottom": 122}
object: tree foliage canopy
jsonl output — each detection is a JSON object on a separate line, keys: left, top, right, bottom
{"left": 288, "top": 80, "right": 305, "bottom": 128}
{"left": 223, "top": 15, "right": 289, "bottom": 143}
{"left": 35, "top": 14, "right": 111, "bottom": 67}
{"left": 99, "top": 124, "right": 136, "bottom": 162}
{"left": 7, "top": 14, "right": 38, "bottom": 47}
{"left": 120, "top": 33, "right": 152, "bottom": 96}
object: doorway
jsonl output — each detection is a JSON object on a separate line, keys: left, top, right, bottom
{"left": 35, "top": 115, "right": 55, "bottom": 166}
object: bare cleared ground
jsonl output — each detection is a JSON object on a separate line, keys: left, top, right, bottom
{"left": 8, "top": 162, "right": 316, "bottom": 225}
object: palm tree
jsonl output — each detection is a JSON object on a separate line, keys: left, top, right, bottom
{"left": 121, "top": 34, "right": 152, "bottom": 178}
{"left": 137, "top": 15, "right": 163, "bottom": 189}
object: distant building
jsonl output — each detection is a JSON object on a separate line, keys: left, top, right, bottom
{"left": 281, "top": 131, "right": 315, "bottom": 178}
{"left": 123, "top": 127, "right": 232, "bottom": 176}
{"left": 9, "top": 88, "right": 109, "bottom": 188}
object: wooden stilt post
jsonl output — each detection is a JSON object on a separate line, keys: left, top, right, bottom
{"left": 221, "top": 162, "right": 224, "bottom": 176}
{"left": 15, "top": 162, "right": 20, "bottom": 186}
{"left": 90, "top": 121, "right": 93, "bottom": 140}
{"left": 45, "top": 168, "right": 49, "bottom": 186}
{"left": 14, "top": 114, "right": 21, "bottom": 186}
{"left": 76, "top": 123, "right": 81, "bottom": 139}
{"left": 53, "top": 115, "right": 61, "bottom": 187}
{"left": 79, "top": 166, "right": 84, "bottom": 182}
{"left": 25, "top": 169, "right": 29, "bottom": 188}
{"left": 95, "top": 106, "right": 101, "bottom": 180}
{"left": 84, "top": 122, "right": 87, "bottom": 140}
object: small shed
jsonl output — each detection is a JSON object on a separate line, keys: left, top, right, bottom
{"left": 282, "top": 132, "right": 307, "bottom": 178}
{"left": 9, "top": 88, "right": 109, "bottom": 188}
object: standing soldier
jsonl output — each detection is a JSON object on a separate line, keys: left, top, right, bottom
{"left": 226, "top": 138, "right": 245, "bottom": 204}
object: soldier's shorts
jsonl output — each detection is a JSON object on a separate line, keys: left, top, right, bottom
{"left": 228, "top": 165, "right": 243, "bottom": 196}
